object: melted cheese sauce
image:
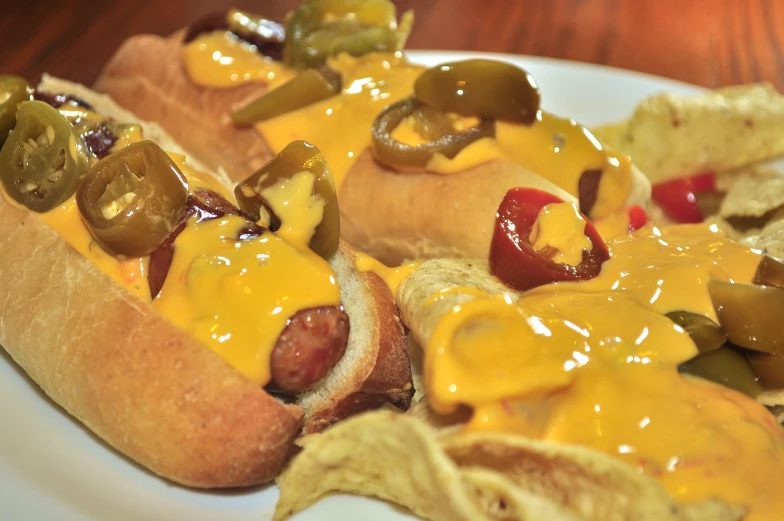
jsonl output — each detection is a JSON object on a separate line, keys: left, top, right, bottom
{"left": 424, "top": 136, "right": 502, "bottom": 172}
{"left": 354, "top": 251, "right": 419, "bottom": 296}
{"left": 21, "top": 110, "right": 338, "bottom": 384}
{"left": 423, "top": 115, "right": 633, "bottom": 218}
{"left": 261, "top": 170, "right": 325, "bottom": 248}
{"left": 595, "top": 208, "right": 638, "bottom": 241}
{"left": 529, "top": 202, "right": 592, "bottom": 266}
{"left": 498, "top": 115, "right": 632, "bottom": 218}
{"left": 424, "top": 224, "right": 784, "bottom": 520}
{"left": 183, "top": 41, "right": 634, "bottom": 216}
{"left": 111, "top": 124, "right": 144, "bottom": 152}
{"left": 39, "top": 198, "right": 151, "bottom": 301}
{"left": 38, "top": 181, "right": 338, "bottom": 384}
{"left": 552, "top": 224, "right": 760, "bottom": 322}
{"left": 37, "top": 120, "right": 153, "bottom": 301}
{"left": 257, "top": 52, "right": 422, "bottom": 187}
{"left": 182, "top": 30, "right": 293, "bottom": 87}
{"left": 153, "top": 216, "right": 340, "bottom": 384}
{"left": 389, "top": 112, "right": 481, "bottom": 152}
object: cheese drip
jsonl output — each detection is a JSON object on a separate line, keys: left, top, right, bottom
{"left": 353, "top": 251, "right": 420, "bottom": 296}
{"left": 27, "top": 105, "right": 340, "bottom": 384}
{"left": 257, "top": 52, "right": 423, "bottom": 187}
{"left": 42, "top": 195, "right": 340, "bottom": 385}
{"left": 423, "top": 114, "right": 633, "bottom": 218}
{"left": 529, "top": 202, "right": 592, "bottom": 266}
{"left": 425, "top": 224, "right": 784, "bottom": 520}
{"left": 153, "top": 216, "right": 340, "bottom": 384}
{"left": 182, "top": 30, "right": 292, "bottom": 87}
{"left": 37, "top": 148, "right": 230, "bottom": 303}
{"left": 40, "top": 197, "right": 151, "bottom": 301}
{"left": 261, "top": 170, "right": 325, "bottom": 249}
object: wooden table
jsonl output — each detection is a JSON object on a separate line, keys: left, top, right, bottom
{"left": 2, "top": 0, "right": 783, "bottom": 89}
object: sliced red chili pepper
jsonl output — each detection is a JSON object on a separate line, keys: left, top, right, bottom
{"left": 627, "top": 205, "right": 649, "bottom": 232}
{"left": 651, "top": 171, "right": 716, "bottom": 224}
{"left": 489, "top": 187, "right": 610, "bottom": 292}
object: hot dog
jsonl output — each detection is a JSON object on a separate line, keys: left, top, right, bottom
{"left": 0, "top": 74, "right": 413, "bottom": 488}
{"left": 144, "top": 185, "right": 352, "bottom": 393}
{"left": 93, "top": 2, "right": 652, "bottom": 265}
{"left": 271, "top": 306, "right": 350, "bottom": 393}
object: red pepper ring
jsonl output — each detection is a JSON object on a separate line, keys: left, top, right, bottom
{"left": 651, "top": 171, "right": 717, "bottom": 224}
{"left": 627, "top": 205, "right": 650, "bottom": 232}
{"left": 489, "top": 187, "right": 611, "bottom": 292}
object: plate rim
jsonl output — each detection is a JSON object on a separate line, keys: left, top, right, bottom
{"left": 406, "top": 49, "right": 705, "bottom": 92}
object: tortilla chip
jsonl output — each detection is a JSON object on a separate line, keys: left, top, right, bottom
{"left": 698, "top": 215, "right": 764, "bottom": 247}
{"left": 442, "top": 433, "right": 744, "bottom": 521}
{"left": 273, "top": 411, "right": 578, "bottom": 521}
{"left": 407, "top": 397, "right": 470, "bottom": 431}
{"left": 397, "top": 258, "right": 516, "bottom": 347}
{"left": 714, "top": 166, "right": 780, "bottom": 191}
{"left": 460, "top": 467, "right": 582, "bottom": 521}
{"left": 592, "top": 83, "right": 784, "bottom": 183}
{"left": 720, "top": 169, "right": 784, "bottom": 218}
{"left": 274, "top": 411, "right": 743, "bottom": 521}
{"left": 753, "top": 217, "right": 784, "bottom": 260}
{"left": 765, "top": 404, "right": 784, "bottom": 423}
{"left": 678, "top": 501, "right": 750, "bottom": 521}
{"left": 758, "top": 390, "right": 784, "bottom": 408}
{"left": 700, "top": 215, "right": 741, "bottom": 237}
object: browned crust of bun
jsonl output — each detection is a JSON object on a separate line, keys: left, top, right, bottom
{"left": 341, "top": 270, "right": 414, "bottom": 409}
{"left": 0, "top": 198, "right": 304, "bottom": 488}
{"left": 339, "top": 151, "right": 577, "bottom": 265}
{"left": 300, "top": 241, "right": 414, "bottom": 434}
{"left": 93, "top": 33, "right": 273, "bottom": 179}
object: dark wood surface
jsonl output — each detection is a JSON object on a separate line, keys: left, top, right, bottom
{"left": 2, "top": 0, "right": 783, "bottom": 89}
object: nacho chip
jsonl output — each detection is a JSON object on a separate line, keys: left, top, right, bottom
{"left": 719, "top": 169, "right": 784, "bottom": 218}
{"left": 753, "top": 217, "right": 784, "bottom": 260}
{"left": 274, "top": 411, "right": 743, "bottom": 521}
{"left": 407, "top": 396, "right": 470, "bottom": 431}
{"left": 714, "top": 166, "right": 780, "bottom": 191}
{"left": 592, "top": 83, "right": 784, "bottom": 184}
{"left": 766, "top": 404, "right": 784, "bottom": 423}
{"left": 757, "top": 390, "right": 784, "bottom": 408}
{"left": 397, "top": 258, "right": 516, "bottom": 347}
{"left": 460, "top": 467, "right": 583, "bottom": 521}
{"left": 274, "top": 411, "right": 578, "bottom": 521}
{"left": 442, "top": 432, "right": 744, "bottom": 521}
{"left": 701, "top": 215, "right": 741, "bottom": 237}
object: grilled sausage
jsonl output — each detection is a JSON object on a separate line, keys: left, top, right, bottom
{"left": 270, "top": 306, "right": 350, "bottom": 393}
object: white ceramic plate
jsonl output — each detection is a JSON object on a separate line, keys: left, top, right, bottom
{"left": 0, "top": 50, "right": 703, "bottom": 521}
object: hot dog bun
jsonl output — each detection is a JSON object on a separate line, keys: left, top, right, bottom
{"left": 0, "top": 76, "right": 413, "bottom": 488}
{"left": 340, "top": 153, "right": 651, "bottom": 264}
{"left": 0, "top": 196, "right": 302, "bottom": 486}
{"left": 95, "top": 35, "right": 651, "bottom": 265}
{"left": 94, "top": 33, "right": 273, "bottom": 178}
{"left": 340, "top": 152, "right": 576, "bottom": 264}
